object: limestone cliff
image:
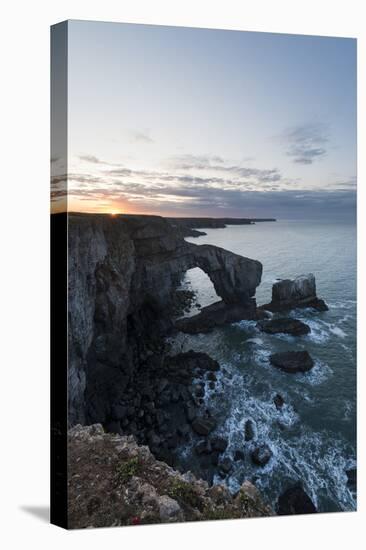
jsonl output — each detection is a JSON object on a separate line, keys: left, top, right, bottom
{"left": 68, "top": 424, "right": 272, "bottom": 528}
{"left": 68, "top": 213, "right": 262, "bottom": 426}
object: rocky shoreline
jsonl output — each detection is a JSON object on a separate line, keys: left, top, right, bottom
{"left": 67, "top": 213, "right": 334, "bottom": 525}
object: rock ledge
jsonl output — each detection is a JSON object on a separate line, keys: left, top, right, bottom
{"left": 67, "top": 424, "right": 272, "bottom": 528}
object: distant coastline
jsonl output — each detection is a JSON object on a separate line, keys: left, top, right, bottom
{"left": 167, "top": 217, "right": 277, "bottom": 230}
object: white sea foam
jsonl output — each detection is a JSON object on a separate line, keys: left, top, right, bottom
{"left": 246, "top": 337, "right": 264, "bottom": 345}
{"left": 304, "top": 319, "right": 330, "bottom": 343}
{"left": 299, "top": 360, "right": 333, "bottom": 386}
{"left": 329, "top": 325, "right": 347, "bottom": 338}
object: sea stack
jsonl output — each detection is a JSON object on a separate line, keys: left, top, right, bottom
{"left": 261, "top": 273, "right": 328, "bottom": 312}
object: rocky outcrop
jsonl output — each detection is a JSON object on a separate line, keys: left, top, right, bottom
{"left": 273, "top": 393, "right": 285, "bottom": 410}
{"left": 277, "top": 484, "right": 317, "bottom": 515}
{"left": 175, "top": 300, "right": 262, "bottom": 334}
{"left": 257, "top": 318, "right": 310, "bottom": 336}
{"left": 261, "top": 274, "right": 328, "bottom": 313}
{"left": 251, "top": 444, "right": 273, "bottom": 466}
{"left": 346, "top": 468, "right": 357, "bottom": 491}
{"left": 68, "top": 213, "right": 262, "bottom": 425}
{"left": 67, "top": 424, "right": 272, "bottom": 528}
{"left": 270, "top": 351, "right": 314, "bottom": 373}
{"left": 244, "top": 419, "right": 256, "bottom": 441}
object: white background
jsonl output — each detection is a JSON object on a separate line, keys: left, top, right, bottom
{"left": 1, "top": 1, "right": 364, "bottom": 548}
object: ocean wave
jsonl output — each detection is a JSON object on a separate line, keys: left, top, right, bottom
{"left": 246, "top": 337, "right": 264, "bottom": 346}
{"left": 328, "top": 325, "right": 347, "bottom": 338}
{"left": 328, "top": 300, "right": 356, "bottom": 310}
{"left": 297, "top": 360, "right": 333, "bottom": 386}
{"left": 216, "top": 422, "right": 356, "bottom": 512}
{"left": 234, "top": 319, "right": 258, "bottom": 331}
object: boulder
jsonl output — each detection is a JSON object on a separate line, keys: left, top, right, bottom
{"left": 257, "top": 318, "right": 310, "bottom": 336}
{"left": 219, "top": 457, "right": 233, "bottom": 475}
{"left": 270, "top": 351, "right": 314, "bottom": 373}
{"left": 273, "top": 393, "right": 285, "bottom": 410}
{"left": 158, "top": 495, "right": 183, "bottom": 522}
{"left": 251, "top": 444, "right": 272, "bottom": 466}
{"left": 194, "top": 385, "right": 205, "bottom": 398}
{"left": 167, "top": 351, "right": 220, "bottom": 372}
{"left": 104, "top": 420, "right": 122, "bottom": 434}
{"left": 277, "top": 484, "right": 317, "bottom": 515}
{"left": 260, "top": 274, "right": 328, "bottom": 313}
{"left": 185, "top": 403, "right": 197, "bottom": 423}
{"left": 234, "top": 450, "right": 245, "bottom": 461}
{"left": 211, "top": 436, "right": 228, "bottom": 453}
{"left": 195, "top": 440, "right": 212, "bottom": 455}
{"left": 192, "top": 416, "right": 217, "bottom": 436}
{"left": 244, "top": 419, "right": 256, "bottom": 441}
{"left": 346, "top": 468, "right": 357, "bottom": 490}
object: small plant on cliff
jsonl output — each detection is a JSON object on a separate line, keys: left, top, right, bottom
{"left": 116, "top": 457, "right": 140, "bottom": 483}
{"left": 167, "top": 479, "right": 202, "bottom": 509}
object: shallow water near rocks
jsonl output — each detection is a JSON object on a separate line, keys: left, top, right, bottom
{"left": 171, "top": 220, "right": 356, "bottom": 512}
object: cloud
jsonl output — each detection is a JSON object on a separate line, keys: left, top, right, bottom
{"left": 66, "top": 149, "right": 356, "bottom": 219}
{"left": 66, "top": 168, "right": 355, "bottom": 220}
{"left": 284, "top": 124, "right": 329, "bottom": 165}
{"left": 78, "top": 154, "right": 104, "bottom": 164}
{"left": 169, "top": 155, "right": 281, "bottom": 183}
{"left": 169, "top": 154, "right": 225, "bottom": 169}
{"left": 130, "top": 130, "right": 154, "bottom": 143}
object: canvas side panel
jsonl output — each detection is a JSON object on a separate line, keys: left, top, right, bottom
{"left": 50, "top": 20, "right": 68, "bottom": 529}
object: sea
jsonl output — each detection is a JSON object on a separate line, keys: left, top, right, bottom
{"left": 171, "top": 219, "right": 357, "bottom": 513}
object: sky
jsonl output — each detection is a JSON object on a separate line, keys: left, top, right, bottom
{"left": 51, "top": 20, "right": 357, "bottom": 219}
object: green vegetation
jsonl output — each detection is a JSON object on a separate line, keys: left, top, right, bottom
{"left": 116, "top": 457, "right": 140, "bottom": 483}
{"left": 167, "top": 479, "right": 202, "bottom": 509}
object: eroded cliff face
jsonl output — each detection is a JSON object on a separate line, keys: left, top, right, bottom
{"left": 67, "top": 213, "right": 262, "bottom": 426}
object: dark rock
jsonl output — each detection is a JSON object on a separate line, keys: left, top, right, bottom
{"left": 244, "top": 419, "right": 255, "bottom": 442}
{"left": 234, "top": 450, "right": 245, "bottom": 461}
{"left": 192, "top": 416, "right": 217, "bottom": 436}
{"left": 277, "top": 484, "right": 317, "bottom": 515}
{"left": 251, "top": 444, "right": 272, "bottom": 466}
{"left": 260, "top": 274, "right": 328, "bottom": 313}
{"left": 208, "top": 381, "right": 215, "bottom": 390}
{"left": 273, "top": 393, "right": 285, "bottom": 410}
{"left": 219, "top": 457, "right": 233, "bottom": 475}
{"left": 185, "top": 404, "right": 197, "bottom": 423}
{"left": 110, "top": 404, "right": 128, "bottom": 419}
{"left": 195, "top": 440, "right": 212, "bottom": 455}
{"left": 346, "top": 468, "right": 357, "bottom": 490}
{"left": 194, "top": 385, "right": 205, "bottom": 398}
{"left": 257, "top": 318, "right": 310, "bottom": 336}
{"left": 177, "top": 424, "right": 190, "bottom": 438}
{"left": 270, "top": 351, "right": 314, "bottom": 373}
{"left": 167, "top": 434, "right": 178, "bottom": 449}
{"left": 207, "top": 371, "right": 217, "bottom": 381}
{"left": 170, "top": 388, "right": 180, "bottom": 403}
{"left": 211, "top": 436, "right": 228, "bottom": 453}
{"left": 211, "top": 451, "right": 220, "bottom": 466}
{"left": 127, "top": 406, "right": 136, "bottom": 418}
{"left": 158, "top": 378, "right": 169, "bottom": 393}
{"left": 166, "top": 351, "right": 220, "bottom": 373}
{"left": 176, "top": 300, "right": 259, "bottom": 334}
{"left": 155, "top": 409, "right": 165, "bottom": 426}
{"left": 148, "top": 432, "right": 161, "bottom": 448}
{"left": 104, "top": 420, "right": 122, "bottom": 434}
